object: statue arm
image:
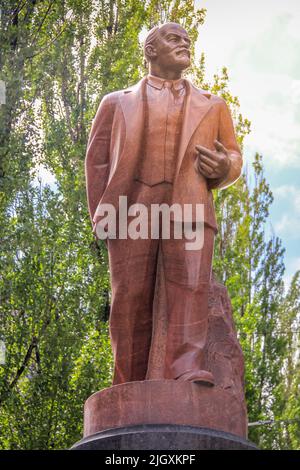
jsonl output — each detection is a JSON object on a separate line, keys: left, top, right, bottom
{"left": 85, "top": 95, "right": 113, "bottom": 224}
{"left": 207, "top": 99, "right": 243, "bottom": 190}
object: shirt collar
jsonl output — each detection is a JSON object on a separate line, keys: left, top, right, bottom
{"left": 146, "top": 74, "right": 185, "bottom": 91}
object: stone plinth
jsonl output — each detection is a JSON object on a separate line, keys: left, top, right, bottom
{"left": 71, "top": 273, "right": 253, "bottom": 450}
{"left": 72, "top": 424, "right": 257, "bottom": 450}
{"left": 71, "top": 379, "right": 256, "bottom": 450}
{"left": 83, "top": 380, "right": 247, "bottom": 438}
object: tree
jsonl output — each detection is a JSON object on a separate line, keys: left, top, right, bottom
{"left": 0, "top": 0, "right": 299, "bottom": 449}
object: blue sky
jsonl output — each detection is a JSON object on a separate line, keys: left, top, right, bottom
{"left": 196, "top": 0, "right": 300, "bottom": 286}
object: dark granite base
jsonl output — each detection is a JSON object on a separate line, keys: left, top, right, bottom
{"left": 71, "top": 424, "right": 258, "bottom": 450}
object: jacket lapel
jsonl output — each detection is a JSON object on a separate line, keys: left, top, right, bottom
{"left": 118, "top": 77, "right": 147, "bottom": 158}
{"left": 118, "top": 76, "right": 213, "bottom": 175}
{"left": 175, "top": 80, "right": 213, "bottom": 177}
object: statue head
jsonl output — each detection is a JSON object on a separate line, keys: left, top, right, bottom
{"left": 144, "top": 22, "right": 191, "bottom": 73}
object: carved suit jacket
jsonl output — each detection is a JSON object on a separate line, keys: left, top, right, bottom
{"left": 85, "top": 76, "right": 243, "bottom": 233}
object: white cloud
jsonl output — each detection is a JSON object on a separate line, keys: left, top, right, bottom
{"left": 288, "top": 257, "right": 300, "bottom": 273}
{"left": 291, "top": 79, "right": 300, "bottom": 104}
{"left": 270, "top": 186, "right": 300, "bottom": 286}
{"left": 273, "top": 185, "right": 300, "bottom": 215}
{"left": 274, "top": 214, "right": 300, "bottom": 239}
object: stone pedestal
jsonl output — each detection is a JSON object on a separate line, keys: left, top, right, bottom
{"left": 72, "top": 273, "right": 254, "bottom": 450}
{"left": 72, "top": 424, "right": 257, "bottom": 450}
{"left": 72, "top": 380, "right": 256, "bottom": 450}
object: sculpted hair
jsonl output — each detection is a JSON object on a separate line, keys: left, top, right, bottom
{"left": 143, "top": 25, "right": 160, "bottom": 63}
{"left": 143, "top": 22, "right": 186, "bottom": 64}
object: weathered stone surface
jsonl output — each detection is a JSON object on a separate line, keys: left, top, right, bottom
{"left": 83, "top": 380, "right": 247, "bottom": 439}
{"left": 146, "top": 270, "right": 247, "bottom": 430}
{"left": 72, "top": 424, "right": 257, "bottom": 450}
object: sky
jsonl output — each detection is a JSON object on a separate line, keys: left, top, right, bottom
{"left": 195, "top": 0, "right": 300, "bottom": 286}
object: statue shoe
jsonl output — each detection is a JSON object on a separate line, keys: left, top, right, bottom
{"left": 175, "top": 369, "right": 214, "bottom": 387}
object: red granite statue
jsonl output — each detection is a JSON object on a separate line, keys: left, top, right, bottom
{"left": 85, "top": 23, "right": 243, "bottom": 388}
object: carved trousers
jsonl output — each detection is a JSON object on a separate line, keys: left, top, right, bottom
{"left": 107, "top": 182, "right": 214, "bottom": 384}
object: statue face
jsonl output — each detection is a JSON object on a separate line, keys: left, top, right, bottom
{"left": 152, "top": 24, "right": 191, "bottom": 71}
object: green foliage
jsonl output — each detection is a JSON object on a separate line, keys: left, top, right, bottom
{"left": 0, "top": 0, "right": 299, "bottom": 450}
{"left": 0, "top": 183, "right": 112, "bottom": 448}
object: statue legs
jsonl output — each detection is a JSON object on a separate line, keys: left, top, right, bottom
{"left": 107, "top": 183, "right": 214, "bottom": 385}
{"left": 162, "top": 225, "right": 214, "bottom": 384}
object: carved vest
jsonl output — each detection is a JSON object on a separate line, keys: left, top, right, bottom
{"left": 135, "top": 75, "right": 186, "bottom": 186}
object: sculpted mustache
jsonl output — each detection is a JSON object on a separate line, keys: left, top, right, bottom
{"left": 175, "top": 49, "right": 190, "bottom": 56}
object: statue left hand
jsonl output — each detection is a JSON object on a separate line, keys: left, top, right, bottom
{"left": 194, "top": 140, "right": 231, "bottom": 179}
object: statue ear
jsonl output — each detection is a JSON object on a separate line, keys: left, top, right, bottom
{"left": 145, "top": 44, "right": 157, "bottom": 60}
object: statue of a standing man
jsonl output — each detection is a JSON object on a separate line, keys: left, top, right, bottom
{"left": 85, "top": 23, "right": 242, "bottom": 386}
